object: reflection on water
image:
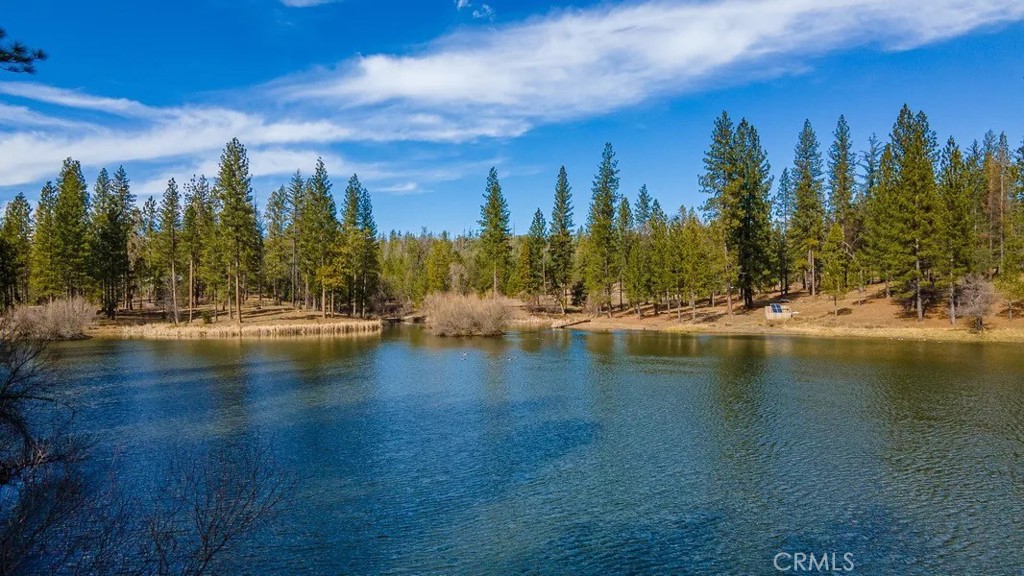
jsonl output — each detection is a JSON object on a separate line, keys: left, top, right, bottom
{"left": 57, "top": 328, "right": 1024, "bottom": 574}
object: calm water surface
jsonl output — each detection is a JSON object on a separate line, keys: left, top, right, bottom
{"left": 57, "top": 328, "right": 1024, "bottom": 574}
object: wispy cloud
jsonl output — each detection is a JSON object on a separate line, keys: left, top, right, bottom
{"left": 284, "top": 0, "right": 1024, "bottom": 125}
{"left": 454, "top": 0, "right": 494, "bottom": 20}
{"left": 2, "top": 0, "right": 1023, "bottom": 197}
{"left": 280, "top": 0, "right": 339, "bottom": 7}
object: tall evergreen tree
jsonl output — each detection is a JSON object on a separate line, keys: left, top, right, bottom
{"left": 820, "top": 222, "right": 849, "bottom": 314}
{"left": 263, "top": 185, "right": 291, "bottom": 303}
{"left": 584, "top": 143, "right": 620, "bottom": 314}
{"left": 790, "top": 120, "right": 825, "bottom": 296}
{"left": 828, "top": 115, "right": 856, "bottom": 257}
{"left": 158, "top": 179, "right": 182, "bottom": 323}
{"left": 182, "top": 175, "right": 214, "bottom": 322}
{"left": 772, "top": 168, "right": 794, "bottom": 294}
{"left": 425, "top": 233, "right": 454, "bottom": 294}
{"left": 298, "top": 158, "right": 338, "bottom": 315}
{"left": 478, "top": 167, "right": 512, "bottom": 295}
{"left": 890, "top": 106, "right": 942, "bottom": 321}
{"left": 938, "top": 137, "right": 976, "bottom": 325}
{"left": 286, "top": 170, "right": 306, "bottom": 306}
{"left": 213, "top": 139, "right": 259, "bottom": 325}
{"left": 357, "top": 184, "right": 380, "bottom": 316}
{"left": 51, "top": 158, "right": 91, "bottom": 297}
{"left": 634, "top": 184, "right": 653, "bottom": 229}
{"left": 525, "top": 208, "right": 547, "bottom": 301}
{"left": 549, "top": 166, "right": 574, "bottom": 311}
{"left": 0, "top": 193, "right": 32, "bottom": 305}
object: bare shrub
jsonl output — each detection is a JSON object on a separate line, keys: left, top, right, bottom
{"left": 958, "top": 274, "right": 995, "bottom": 331}
{"left": 1, "top": 321, "right": 291, "bottom": 575}
{"left": 8, "top": 297, "right": 96, "bottom": 340}
{"left": 422, "top": 292, "right": 512, "bottom": 337}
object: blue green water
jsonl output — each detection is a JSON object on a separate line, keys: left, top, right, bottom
{"left": 58, "top": 328, "right": 1024, "bottom": 574}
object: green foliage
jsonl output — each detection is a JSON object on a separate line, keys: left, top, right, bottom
{"left": 263, "top": 185, "right": 292, "bottom": 301}
{"left": 583, "top": 143, "right": 620, "bottom": 311}
{"left": 700, "top": 113, "right": 773, "bottom": 307}
{"left": 297, "top": 158, "right": 338, "bottom": 306}
{"left": 214, "top": 139, "right": 260, "bottom": 321}
{"left": 425, "top": 233, "right": 455, "bottom": 294}
{"left": 790, "top": 120, "right": 825, "bottom": 295}
{"left": 820, "top": 223, "right": 849, "bottom": 312}
{"left": 0, "top": 27, "right": 47, "bottom": 73}
{"left": 477, "top": 167, "right": 512, "bottom": 295}
{"left": 1, "top": 193, "right": 32, "bottom": 306}
{"left": 50, "top": 159, "right": 91, "bottom": 297}
{"left": 549, "top": 166, "right": 574, "bottom": 308}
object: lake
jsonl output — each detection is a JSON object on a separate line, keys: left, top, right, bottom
{"left": 57, "top": 328, "right": 1024, "bottom": 574}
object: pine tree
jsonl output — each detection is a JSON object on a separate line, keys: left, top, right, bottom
{"left": 614, "top": 196, "right": 632, "bottom": 310}
{"left": 214, "top": 139, "right": 259, "bottom": 325}
{"left": 51, "top": 158, "right": 91, "bottom": 296}
{"left": 820, "top": 222, "right": 849, "bottom": 314}
{"left": 701, "top": 113, "right": 771, "bottom": 309}
{"left": 648, "top": 201, "right": 671, "bottom": 314}
{"left": 425, "top": 233, "right": 454, "bottom": 294}
{"left": 478, "top": 167, "right": 512, "bottom": 296}
{"left": 110, "top": 167, "right": 135, "bottom": 309}
{"left": 182, "top": 176, "right": 210, "bottom": 321}
{"left": 357, "top": 184, "right": 379, "bottom": 316}
{"left": 584, "top": 143, "right": 620, "bottom": 314}
{"left": 731, "top": 119, "right": 774, "bottom": 308}
{"left": 996, "top": 139, "right": 1024, "bottom": 319}
{"left": 0, "top": 193, "right": 32, "bottom": 305}
{"left": 635, "top": 184, "right": 652, "bottom": 230}
{"left": 678, "top": 209, "right": 710, "bottom": 321}
{"left": 337, "top": 174, "right": 364, "bottom": 315}
{"left": 828, "top": 115, "right": 856, "bottom": 237}
{"left": 263, "top": 186, "right": 291, "bottom": 304}
{"left": 772, "top": 168, "right": 794, "bottom": 294}
{"left": 549, "top": 166, "right": 574, "bottom": 311}
{"left": 286, "top": 170, "right": 306, "bottom": 306}
{"left": 158, "top": 178, "right": 182, "bottom": 323}
{"left": 298, "top": 158, "right": 338, "bottom": 315}
{"left": 526, "top": 208, "right": 547, "bottom": 301}
{"left": 790, "top": 120, "right": 825, "bottom": 296}
{"left": 938, "top": 137, "right": 977, "bottom": 325}
{"left": 890, "top": 106, "right": 942, "bottom": 321}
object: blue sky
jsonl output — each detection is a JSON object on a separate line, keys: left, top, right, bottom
{"left": 1, "top": 0, "right": 1023, "bottom": 233}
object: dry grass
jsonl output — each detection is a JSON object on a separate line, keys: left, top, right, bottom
{"left": 121, "top": 319, "right": 382, "bottom": 339}
{"left": 422, "top": 293, "right": 513, "bottom": 337}
{"left": 6, "top": 297, "right": 96, "bottom": 339}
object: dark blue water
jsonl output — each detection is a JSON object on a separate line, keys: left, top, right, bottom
{"left": 56, "top": 329, "right": 1024, "bottom": 574}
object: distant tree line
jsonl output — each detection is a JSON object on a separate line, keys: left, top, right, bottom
{"left": 2, "top": 105, "right": 1023, "bottom": 323}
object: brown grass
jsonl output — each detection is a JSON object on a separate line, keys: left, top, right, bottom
{"left": 120, "top": 319, "right": 382, "bottom": 339}
{"left": 6, "top": 297, "right": 96, "bottom": 339}
{"left": 422, "top": 293, "right": 513, "bottom": 336}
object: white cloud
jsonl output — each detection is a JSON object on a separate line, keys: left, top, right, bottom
{"left": 2, "top": 0, "right": 1023, "bottom": 198}
{"left": 283, "top": 0, "right": 1024, "bottom": 125}
{"left": 280, "top": 0, "right": 339, "bottom": 7}
{"left": 0, "top": 82, "right": 159, "bottom": 117}
{"left": 471, "top": 3, "right": 494, "bottom": 20}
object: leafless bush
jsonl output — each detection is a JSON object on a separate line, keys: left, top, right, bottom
{"left": 1, "top": 321, "right": 291, "bottom": 575}
{"left": 958, "top": 274, "right": 995, "bottom": 331}
{"left": 139, "top": 441, "right": 292, "bottom": 576}
{"left": 8, "top": 298, "right": 96, "bottom": 340}
{"left": 422, "top": 292, "right": 512, "bottom": 336}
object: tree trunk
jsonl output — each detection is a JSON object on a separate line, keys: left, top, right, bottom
{"left": 321, "top": 282, "right": 327, "bottom": 319}
{"left": 949, "top": 284, "right": 956, "bottom": 326}
{"left": 726, "top": 288, "right": 733, "bottom": 315}
{"left": 915, "top": 258, "right": 923, "bottom": 322}
{"left": 188, "top": 260, "right": 194, "bottom": 323}
{"left": 235, "top": 266, "right": 242, "bottom": 326}
{"left": 170, "top": 259, "right": 178, "bottom": 325}
{"left": 690, "top": 290, "right": 697, "bottom": 322}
